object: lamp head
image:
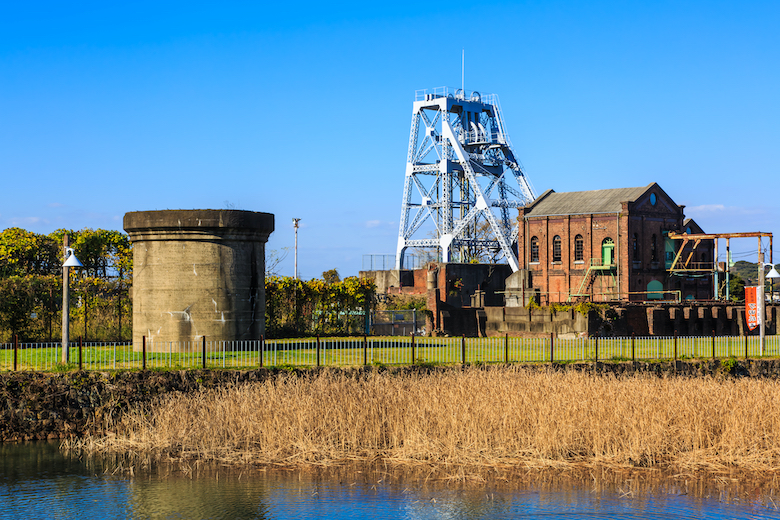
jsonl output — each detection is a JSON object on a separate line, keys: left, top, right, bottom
{"left": 63, "top": 247, "right": 83, "bottom": 268}
{"left": 767, "top": 266, "right": 780, "bottom": 280}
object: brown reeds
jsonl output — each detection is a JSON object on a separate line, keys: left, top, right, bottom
{"left": 75, "top": 367, "right": 780, "bottom": 473}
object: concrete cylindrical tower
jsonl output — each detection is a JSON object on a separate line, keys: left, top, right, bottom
{"left": 124, "top": 209, "right": 274, "bottom": 351}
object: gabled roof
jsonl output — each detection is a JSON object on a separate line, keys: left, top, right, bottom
{"left": 523, "top": 184, "right": 655, "bottom": 217}
{"left": 683, "top": 218, "right": 706, "bottom": 234}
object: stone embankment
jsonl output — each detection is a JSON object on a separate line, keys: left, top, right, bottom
{"left": 0, "top": 369, "right": 273, "bottom": 442}
{"left": 3, "top": 360, "right": 780, "bottom": 442}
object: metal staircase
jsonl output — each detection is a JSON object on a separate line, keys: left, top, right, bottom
{"left": 568, "top": 259, "right": 617, "bottom": 302}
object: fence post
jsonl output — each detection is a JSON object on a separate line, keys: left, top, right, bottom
{"left": 316, "top": 336, "right": 321, "bottom": 367}
{"left": 411, "top": 333, "right": 416, "bottom": 364}
{"left": 712, "top": 329, "right": 716, "bottom": 360}
{"left": 363, "top": 334, "right": 367, "bottom": 366}
{"left": 550, "top": 332, "right": 554, "bottom": 364}
{"left": 595, "top": 337, "right": 598, "bottom": 363}
{"left": 260, "top": 335, "right": 264, "bottom": 368}
{"left": 78, "top": 337, "right": 83, "bottom": 370}
{"left": 13, "top": 335, "right": 18, "bottom": 371}
{"left": 745, "top": 334, "right": 748, "bottom": 360}
{"left": 505, "top": 333, "right": 509, "bottom": 364}
{"left": 142, "top": 335, "right": 147, "bottom": 370}
{"left": 202, "top": 336, "right": 206, "bottom": 369}
{"left": 461, "top": 334, "right": 466, "bottom": 365}
{"left": 632, "top": 333, "right": 635, "bottom": 362}
{"left": 674, "top": 330, "right": 678, "bottom": 361}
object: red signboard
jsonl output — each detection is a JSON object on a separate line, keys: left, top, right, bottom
{"left": 745, "top": 286, "right": 760, "bottom": 331}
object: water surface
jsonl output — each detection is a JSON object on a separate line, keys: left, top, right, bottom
{"left": 0, "top": 443, "right": 776, "bottom": 519}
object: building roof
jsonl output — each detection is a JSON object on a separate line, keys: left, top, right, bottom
{"left": 683, "top": 218, "right": 706, "bottom": 234}
{"left": 523, "top": 184, "right": 654, "bottom": 217}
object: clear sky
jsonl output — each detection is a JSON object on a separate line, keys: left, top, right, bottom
{"left": 1, "top": 1, "right": 778, "bottom": 278}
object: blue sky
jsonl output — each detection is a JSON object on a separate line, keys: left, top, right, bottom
{"left": 1, "top": 1, "right": 778, "bottom": 278}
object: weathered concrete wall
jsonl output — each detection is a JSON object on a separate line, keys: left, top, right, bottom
{"left": 485, "top": 306, "right": 596, "bottom": 337}
{"left": 124, "top": 210, "right": 274, "bottom": 350}
{"left": 363, "top": 263, "right": 512, "bottom": 336}
{"left": 362, "top": 263, "right": 512, "bottom": 307}
{"left": 486, "top": 303, "right": 779, "bottom": 338}
{"left": 359, "top": 270, "right": 417, "bottom": 294}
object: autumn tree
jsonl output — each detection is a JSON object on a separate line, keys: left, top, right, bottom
{"left": 265, "top": 274, "right": 375, "bottom": 338}
{"left": 0, "top": 228, "right": 60, "bottom": 277}
{"left": 0, "top": 227, "right": 133, "bottom": 341}
{"left": 322, "top": 268, "right": 340, "bottom": 284}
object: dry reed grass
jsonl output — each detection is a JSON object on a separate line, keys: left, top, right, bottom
{"left": 74, "top": 367, "right": 780, "bottom": 474}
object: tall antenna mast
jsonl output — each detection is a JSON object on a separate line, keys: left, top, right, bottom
{"left": 461, "top": 49, "right": 464, "bottom": 92}
{"left": 292, "top": 218, "right": 301, "bottom": 279}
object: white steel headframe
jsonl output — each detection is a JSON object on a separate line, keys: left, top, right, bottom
{"left": 395, "top": 87, "right": 536, "bottom": 272}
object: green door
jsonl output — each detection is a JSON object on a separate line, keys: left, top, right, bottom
{"left": 664, "top": 235, "right": 675, "bottom": 269}
{"left": 602, "top": 238, "right": 615, "bottom": 266}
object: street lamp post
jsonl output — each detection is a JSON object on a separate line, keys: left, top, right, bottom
{"left": 293, "top": 218, "right": 301, "bottom": 279}
{"left": 62, "top": 247, "right": 83, "bottom": 364}
{"left": 766, "top": 263, "right": 780, "bottom": 345}
{"left": 758, "top": 259, "right": 780, "bottom": 356}
{"left": 769, "top": 264, "right": 780, "bottom": 303}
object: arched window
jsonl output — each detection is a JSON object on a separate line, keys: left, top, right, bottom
{"left": 552, "top": 235, "right": 562, "bottom": 262}
{"left": 632, "top": 233, "right": 639, "bottom": 261}
{"left": 647, "top": 280, "right": 663, "bottom": 300}
{"left": 574, "top": 234, "right": 584, "bottom": 262}
{"left": 530, "top": 236, "right": 539, "bottom": 263}
{"left": 651, "top": 234, "right": 658, "bottom": 262}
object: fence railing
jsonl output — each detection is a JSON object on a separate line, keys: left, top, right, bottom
{"left": 1, "top": 335, "right": 779, "bottom": 372}
{"left": 361, "top": 253, "right": 434, "bottom": 271}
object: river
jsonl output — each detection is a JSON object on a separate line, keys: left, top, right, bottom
{"left": 0, "top": 442, "right": 777, "bottom": 519}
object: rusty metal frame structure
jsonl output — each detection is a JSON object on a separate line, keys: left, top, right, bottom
{"left": 667, "top": 231, "right": 773, "bottom": 301}
{"left": 668, "top": 230, "right": 776, "bottom": 355}
{"left": 667, "top": 231, "right": 773, "bottom": 272}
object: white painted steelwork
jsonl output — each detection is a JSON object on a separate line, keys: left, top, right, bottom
{"left": 396, "top": 87, "right": 536, "bottom": 271}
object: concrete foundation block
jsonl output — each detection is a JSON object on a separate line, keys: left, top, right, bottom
{"left": 124, "top": 209, "right": 274, "bottom": 351}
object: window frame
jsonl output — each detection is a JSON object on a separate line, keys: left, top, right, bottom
{"left": 574, "top": 234, "right": 584, "bottom": 262}
{"left": 530, "top": 236, "right": 539, "bottom": 263}
{"left": 552, "top": 235, "right": 562, "bottom": 263}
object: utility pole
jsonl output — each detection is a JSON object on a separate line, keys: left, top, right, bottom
{"left": 61, "top": 237, "right": 83, "bottom": 364}
{"left": 293, "top": 218, "right": 301, "bottom": 279}
{"left": 62, "top": 234, "right": 69, "bottom": 363}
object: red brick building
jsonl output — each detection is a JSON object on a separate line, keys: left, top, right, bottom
{"left": 517, "top": 183, "right": 714, "bottom": 303}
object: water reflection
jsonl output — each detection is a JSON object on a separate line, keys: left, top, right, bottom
{"left": 0, "top": 443, "right": 778, "bottom": 519}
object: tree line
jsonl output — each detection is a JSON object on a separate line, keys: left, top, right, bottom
{"left": 0, "top": 228, "right": 376, "bottom": 342}
{"left": 265, "top": 270, "right": 376, "bottom": 338}
{"left": 0, "top": 227, "right": 132, "bottom": 342}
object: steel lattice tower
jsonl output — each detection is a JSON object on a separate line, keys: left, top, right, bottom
{"left": 395, "top": 87, "right": 536, "bottom": 271}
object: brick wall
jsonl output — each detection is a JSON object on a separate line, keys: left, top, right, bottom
{"left": 517, "top": 186, "right": 714, "bottom": 303}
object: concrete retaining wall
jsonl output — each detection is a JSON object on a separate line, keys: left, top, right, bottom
{"left": 486, "top": 303, "right": 779, "bottom": 338}
{"left": 0, "top": 370, "right": 273, "bottom": 442}
{"left": 485, "top": 306, "right": 597, "bottom": 337}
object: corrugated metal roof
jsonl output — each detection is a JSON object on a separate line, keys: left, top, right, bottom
{"left": 524, "top": 185, "right": 652, "bottom": 217}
